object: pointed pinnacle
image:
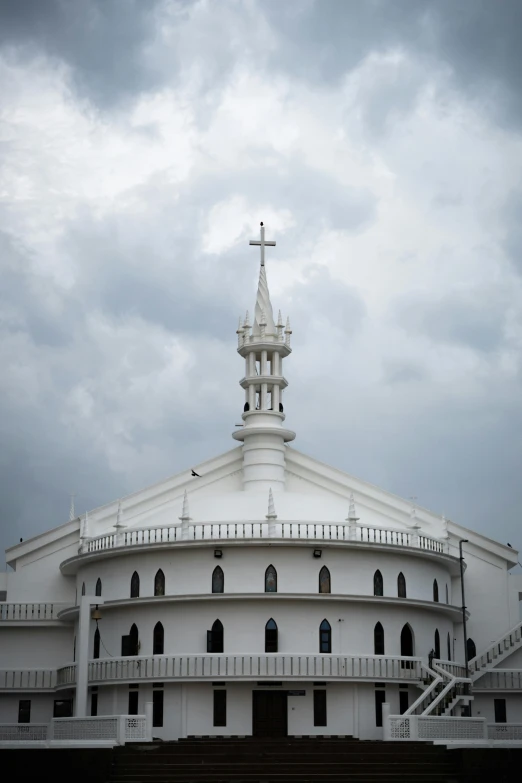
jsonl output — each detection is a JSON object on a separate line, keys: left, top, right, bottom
{"left": 236, "top": 317, "right": 244, "bottom": 333}
{"left": 244, "top": 310, "right": 250, "bottom": 328}
{"left": 114, "top": 499, "right": 125, "bottom": 529}
{"left": 347, "top": 493, "right": 360, "bottom": 523}
{"left": 277, "top": 310, "right": 283, "bottom": 327}
{"left": 179, "top": 489, "right": 191, "bottom": 522}
{"left": 266, "top": 488, "right": 277, "bottom": 520}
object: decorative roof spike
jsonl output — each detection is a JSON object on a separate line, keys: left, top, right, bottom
{"left": 277, "top": 309, "right": 284, "bottom": 327}
{"left": 409, "top": 501, "right": 421, "bottom": 530}
{"left": 114, "top": 499, "right": 125, "bottom": 530}
{"left": 277, "top": 310, "right": 284, "bottom": 340}
{"left": 266, "top": 488, "right": 277, "bottom": 520}
{"left": 284, "top": 316, "right": 292, "bottom": 346}
{"left": 244, "top": 310, "right": 250, "bottom": 328}
{"left": 236, "top": 317, "right": 244, "bottom": 347}
{"left": 346, "top": 493, "right": 360, "bottom": 523}
{"left": 260, "top": 310, "right": 267, "bottom": 339}
{"left": 80, "top": 510, "right": 90, "bottom": 540}
{"left": 69, "top": 492, "right": 76, "bottom": 521}
{"left": 179, "top": 489, "right": 191, "bottom": 522}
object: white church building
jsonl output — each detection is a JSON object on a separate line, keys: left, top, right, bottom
{"left": 1, "top": 225, "right": 522, "bottom": 745}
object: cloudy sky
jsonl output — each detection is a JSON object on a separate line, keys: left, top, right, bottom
{"left": 1, "top": 0, "right": 521, "bottom": 562}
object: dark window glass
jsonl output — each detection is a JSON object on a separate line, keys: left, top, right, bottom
{"left": 153, "top": 689, "right": 164, "bottom": 727}
{"left": 91, "top": 690, "right": 98, "bottom": 717}
{"left": 400, "top": 624, "right": 414, "bottom": 666}
{"left": 73, "top": 636, "right": 76, "bottom": 662}
{"left": 128, "top": 689, "right": 139, "bottom": 715}
{"left": 447, "top": 632, "right": 451, "bottom": 661}
{"left": 399, "top": 690, "right": 409, "bottom": 715}
{"left": 208, "top": 619, "right": 224, "bottom": 653}
{"left": 374, "top": 622, "right": 385, "bottom": 655}
{"left": 213, "top": 689, "right": 227, "bottom": 727}
{"left": 397, "top": 572, "right": 406, "bottom": 598}
{"left": 212, "top": 566, "right": 224, "bottom": 594}
{"left": 375, "top": 690, "right": 386, "bottom": 727}
{"left": 494, "top": 698, "right": 507, "bottom": 723}
{"left": 53, "top": 699, "right": 73, "bottom": 718}
{"left": 433, "top": 579, "right": 439, "bottom": 602}
{"left": 373, "top": 570, "right": 383, "bottom": 597}
{"left": 319, "top": 619, "right": 331, "bottom": 653}
{"left": 319, "top": 566, "right": 331, "bottom": 594}
{"left": 265, "top": 618, "right": 278, "bottom": 653}
{"left": 154, "top": 569, "right": 165, "bottom": 597}
{"left": 434, "top": 629, "right": 440, "bottom": 660}
{"left": 446, "top": 584, "right": 449, "bottom": 604}
{"left": 130, "top": 571, "right": 140, "bottom": 598}
{"left": 18, "top": 700, "right": 31, "bottom": 724}
{"left": 265, "top": 565, "right": 277, "bottom": 593}
{"left": 313, "top": 690, "right": 327, "bottom": 727}
{"left": 467, "top": 638, "right": 476, "bottom": 661}
{"left": 81, "top": 582, "right": 86, "bottom": 596}
{"left": 153, "top": 622, "right": 164, "bottom": 655}
{"left": 95, "top": 578, "right": 102, "bottom": 597}
{"left": 93, "top": 627, "right": 100, "bottom": 659}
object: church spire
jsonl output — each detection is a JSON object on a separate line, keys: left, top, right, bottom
{"left": 233, "top": 222, "right": 295, "bottom": 492}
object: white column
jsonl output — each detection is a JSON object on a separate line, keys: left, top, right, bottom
{"left": 273, "top": 384, "right": 280, "bottom": 411}
{"left": 248, "top": 383, "right": 255, "bottom": 409}
{"left": 145, "top": 701, "right": 153, "bottom": 741}
{"left": 261, "top": 350, "right": 267, "bottom": 375}
{"left": 261, "top": 382, "right": 268, "bottom": 410}
{"left": 273, "top": 352, "right": 279, "bottom": 376}
{"left": 76, "top": 597, "right": 92, "bottom": 717}
{"left": 249, "top": 352, "right": 255, "bottom": 376}
{"left": 382, "top": 703, "right": 391, "bottom": 740}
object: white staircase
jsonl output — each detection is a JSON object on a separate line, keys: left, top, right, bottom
{"left": 469, "top": 621, "right": 522, "bottom": 682}
{"left": 405, "top": 662, "right": 472, "bottom": 717}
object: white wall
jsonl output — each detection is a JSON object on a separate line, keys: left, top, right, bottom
{"left": 473, "top": 693, "right": 522, "bottom": 723}
{"left": 0, "top": 693, "right": 57, "bottom": 724}
{"left": 0, "top": 627, "right": 73, "bottom": 667}
{"left": 6, "top": 532, "right": 77, "bottom": 603}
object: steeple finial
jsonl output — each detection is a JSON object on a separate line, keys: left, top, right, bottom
{"left": 346, "top": 493, "right": 360, "bottom": 523}
{"left": 249, "top": 221, "right": 276, "bottom": 267}
{"left": 236, "top": 317, "right": 244, "bottom": 347}
{"left": 114, "top": 499, "right": 125, "bottom": 530}
{"left": 266, "top": 488, "right": 277, "bottom": 520}
{"left": 284, "top": 316, "right": 292, "bottom": 346}
{"left": 179, "top": 490, "right": 191, "bottom": 522}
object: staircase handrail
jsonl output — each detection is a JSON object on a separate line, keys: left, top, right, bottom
{"left": 421, "top": 676, "right": 471, "bottom": 716}
{"left": 469, "top": 620, "right": 522, "bottom": 674}
{"left": 403, "top": 664, "right": 444, "bottom": 715}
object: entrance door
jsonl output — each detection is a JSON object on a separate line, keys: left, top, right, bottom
{"left": 252, "top": 691, "right": 288, "bottom": 737}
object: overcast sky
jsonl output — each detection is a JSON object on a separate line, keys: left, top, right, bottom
{"left": 1, "top": 0, "right": 521, "bottom": 563}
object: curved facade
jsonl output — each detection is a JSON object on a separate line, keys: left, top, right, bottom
{"left": 1, "top": 226, "right": 522, "bottom": 742}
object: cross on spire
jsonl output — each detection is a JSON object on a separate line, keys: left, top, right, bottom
{"left": 249, "top": 222, "right": 275, "bottom": 267}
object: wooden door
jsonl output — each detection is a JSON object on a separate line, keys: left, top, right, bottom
{"left": 252, "top": 690, "right": 288, "bottom": 737}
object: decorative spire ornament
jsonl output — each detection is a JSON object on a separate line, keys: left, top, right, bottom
{"left": 266, "top": 488, "right": 277, "bottom": 520}
{"left": 69, "top": 492, "right": 76, "bottom": 521}
{"left": 114, "top": 500, "right": 125, "bottom": 530}
{"left": 260, "top": 310, "right": 267, "bottom": 340}
{"left": 409, "top": 498, "right": 421, "bottom": 530}
{"left": 179, "top": 490, "right": 191, "bottom": 522}
{"left": 236, "top": 317, "right": 244, "bottom": 348}
{"left": 284, "top": 316, "right": 292, "bottom": 346}
{"left": 346, "top": 493, "right": 359, "bottom": 542}
{"left": 277, "top": 310, "right": 284, "bottom": 341}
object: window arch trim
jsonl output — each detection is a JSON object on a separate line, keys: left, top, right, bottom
{"left": 95, "top": 578, "right": 102, "bottom": 597}
{"left": 319, "top": 619, "right": 331, "bottom": 654}
{"left": 130, "top": 571, "right": 140, "bottom": 598}
{"left": 374, "top": 621, "right": 385, "bottom": 655}
{"left": 265, "top": 564, "right": 277, "bottom": 593}
{"left": 397, "top": 572, "right": 407, "bottom": 598}
{"left": 319, "top": 565, "right": 331, "bottom": 594}
{"left": 212, "top": 565, "right": 224, "bottom": 594}
{"left": 154, "top": 569, "right": 165, "bottom": 597}
{"left": 373, "top": 570, "right": 383, "bottom": 597}
{"left": 265, "top": 618, "right": 278, "bottom": 653}
{"left": 153, "top": 621, "right": 164, "bottom": 655}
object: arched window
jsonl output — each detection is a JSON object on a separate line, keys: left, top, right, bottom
{"left": 400, "top": 624, "right": 414, "bottom": 657}
{"left": 265, "top": 565, "right": 277, "bottom": 593}
{"left": 81, "top": 582, "right": 86, "bottom": 596}
{"left": 319, "top": 619, "right": 331, "bottom": 653}
{"left": 397, "top": 572, "right": 407, "bottom": 598}
{"left": 433, "top": 579, "right": 439, "bottom": 602}
{"left": 445, "top": 584, "right": 449, "bottom": 604}
{"left": 265, "top": 618, "right": 278, "bottom": 653}
{"left": 319, "top": 566, "right": 331, "bottom": 594}
{"left": 208, "top": 619, "right": 224, "bottom": 653}
{"left": 130, "top": 571, "right": 140, "bottom": 598}
{"left": 467, "top": 638, "right": 476, "bottom": 661}
{"left": 212, "top": 566, "right": 224, "bottom": 594}
{"left": 374, "top": 622, "right": 385, "bottom": 655}
{"left": 93, "top": 627, "right": 100, "bottom": 659}
{"left": 95, "top": 578, "right": 102, "bottom": 597}
{"left": 447, "top": 632, "right": 451, "bottom": 661}
{"left": 153, "top": 622, "right": 164, "bottom": 655}
{"left": 434, "top": 629, "right": 440, "bottom": 659}
{"left": 373, "top": 570, "right": 383, "bottom": 597}
{"left": 129, "top": 623, "right": 139, "bottom": 656}
{"left": 154, "top": 569, "right": 165, "bottom": 597}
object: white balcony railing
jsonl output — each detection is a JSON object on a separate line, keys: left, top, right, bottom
{"left": 0, "top": 669, "right": 57, "bottom": 690}
{"left": 52, "top": 714, "right": 150, "bottom": 743}
{"left": 487, "top": 723, "right": 522, "bottom": 740}
{"left": 474, "top": 670, "right": 522, "bottom": 690}
{"left": 80, "top": 653, "right": 423, "bottom": 685}
{"left": 0, "top": 603, "right": 68, "bottom": 622}
{"left": 432, "top": 659, "right": 467, "bottom": 679}
{"left": 385, "top": 713, "right": 487, "bottom": 741}
{"left": 82, "top": 521, "right": 448, "bottom": 557}
{"left": 0, "top": 723, "right": 48, "bottom": 742}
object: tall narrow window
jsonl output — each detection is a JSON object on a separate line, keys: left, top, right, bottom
{"left": 93, "top": 627, "right": 100, "bottom": 659}
{"left": 445, "top": 583, "right": 449, "bottom": 604}
{"left": 91, "top": 687, "right": 98, "bottom": 717}
{"left": 153, "top": 685, "right": 164, "bottom": 727}
{"left": 212, "top": 566, "right": 224, "bottom": 594}
{"left": 319, "top": 619, "right": 331, "bottom": 653}
{"left": 130, "top": 571, "right": 140, "bottom": 598}
{"left": 265, "top": 618, "right": 278, "bottom": 653}
{"left": 153, "top": 622, "right": 164, "bottom": 655}
{"left": 494, "top": 698, "right": 507, "bottom": 723}
{"left": 207, "top": 619, "right": 224, "bottom": 653}
{"left": 128, "top": 687, "right": 139, "bottom": 715}
{"left": 122, "top": 623, "right": 140, "bottom": 657}
{"left": 397, "top": 572, "right": 406, "bottom": 598}
{"left": 373, "top": 570, "right": 383, "bottom": 597}
{"left": 319, "top": 566, "right": 331, "bottom": 594}
{"left": 400, "top": 623, "right": 414, "bottom": 667}
{"left": 447, "top": 632, "right": 451, "bottom": 661}
{"left": 467, "top": 638, "right": 476, "bottom": 661}
{"left": 95, "top": 578, "right": 102, "bottom": 597}
{"left": 154, "top": 569, "right": 165, "bottom": 597}
{"left": 265, "top": 565, "right": 277, "bottom": 593}
{"left": 313, "top": 690, "right": 327, "bottom": 727}
{"left": 214, "top": 689, "right": 227, "bottom": 727}
{"left": 399, "top": 689, "right": 409, "bottom": 714}
{"left": 374, "top": 622, "right": 385, "bottom": 655}
{"left": 53, "top": 699, "right": 73, "bottom": 718}
{"left": 433, "top": 579, "right": 439, "bottom": 602}
{"left": 375, "top": 689, "right": 386, "bottom": 727}
{"left": 18, "top": 700, "right": 31, "bottom": 724}
{"left": 434, "top": 629, "right": 440, "bottom": 659}
{"left": 81, "top": 582, "right": 86, "bottom": 596}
